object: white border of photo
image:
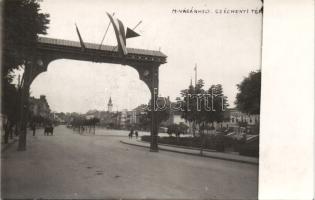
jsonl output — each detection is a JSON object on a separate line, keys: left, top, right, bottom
{"left": 259, "top": 0, "right": 314, "bottom": 199}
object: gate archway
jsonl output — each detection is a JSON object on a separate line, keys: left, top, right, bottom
{"left": 18, "top": 37, "right": 167, "bottom": 151}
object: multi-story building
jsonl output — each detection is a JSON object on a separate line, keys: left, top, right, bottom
{"left": 129, "top": 104, "right": 148, "bottom": 125}
{"left": 119, "top": 109, "right": 128, "bottom": 128}
{"left": 29, "top": 95, "right": 51, "bottom": 120}
{"left": 228, "top": 108, "right": 260, "bottom": 129}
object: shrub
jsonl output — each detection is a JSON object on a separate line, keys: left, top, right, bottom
{"left": 140, "top": 135, "right": 259, "bottom": 157}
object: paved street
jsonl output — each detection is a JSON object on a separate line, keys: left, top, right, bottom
{"left": 1, "top": 125, "right": 258, "bottom": 199}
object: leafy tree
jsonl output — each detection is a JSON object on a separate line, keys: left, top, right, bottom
{"left": 180, "top": 79, "right": 206, "bottom": 136}
{"left": 2, "top": 0, "right": 50, "bottom": 76}
{"left": 204, "top": 84, "right": 228, "bottom": 125}
{"left": 180, "top": 80, "right": 228, "bottom": 154}
{"left": 166, "top": 123, "right": 189, "bottom": 142}
{"left": 178, "top": 122, "right": 189, "bottom": 135}
{"left": 155, "top": 97, "right": 171, "bottom": 124}
{"left": 145, "top": 97, "right": 171, "bottom": 126}
{"left": 166, "top": 124, "right": 177, "bottom": 137}
{"left": 2, "top": 82, "right": 20, "bottom": 143}
{"left": 2, "top": 0, "right": 50, "bottom": 119}
{"left": 138, "top": 109, "right": 151, "bottom": 130}
{"left": 235, "top": 70, "right": 261, "bottom": 114}
{"left": 2, "top": 0, "right": 50, "bottom": 149}
{"left": 180, "top": 80, "right": 228, "bottom": 137}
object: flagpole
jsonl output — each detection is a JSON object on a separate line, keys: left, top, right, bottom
{"left": 132, "top": 20, "right": 142, "bottom": 30}
{"left": 195, "top": 64, "right": 197, "bottom": 87}
{"left": 75, "top": 23, "right": 86, "bottom": 50}
{"left": 99, "top": 12, "right": 115, "bottom": 50}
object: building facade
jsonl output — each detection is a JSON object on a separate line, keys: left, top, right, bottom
{"left": 228, "top": 108, "right": 260, "bottom": 128}
{"left": 29, "top": 95, "right": 51, "bottom": 121}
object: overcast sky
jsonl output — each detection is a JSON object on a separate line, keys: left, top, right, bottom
{"left": 29, "top": 0, "right": 262, "bottom": 113}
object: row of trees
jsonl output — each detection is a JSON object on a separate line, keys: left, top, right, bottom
{"left": 166, "top": 123, "right": 189, "bottom": 137}
{"left": 70, "top": 116, "right": 100, "bottom": 134}
{"left": 136, "top": 69, "right": 260, "bottom": 137}
{"left": 134, "top": 80, "right": 228, "bottom": 136}
{"left": 1, "top": 0, "right": 50, "bottom": 147}
{"left": 180, "top": 81, "right": 228, "bottom": 136}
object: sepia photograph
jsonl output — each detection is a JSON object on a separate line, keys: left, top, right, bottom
{"left": 1, "top": 0, "right": 264, "bottom": 199}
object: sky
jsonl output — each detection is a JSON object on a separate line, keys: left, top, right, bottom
{"left": 28, "top": 0, "right": 262, "bottom": 113}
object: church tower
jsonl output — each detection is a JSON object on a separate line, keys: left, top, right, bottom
{"left": 107, "top": 97, "right": 113, "bottom": 112}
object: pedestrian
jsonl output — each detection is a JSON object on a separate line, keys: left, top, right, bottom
{"left": 129, "top": 129, "right": 134, "bottom": 139}
{"left": 31, "top": 122, "right": 36, "bottom": 136}
{"left": 135, "top": 130, "right": 138, "bottom": 139}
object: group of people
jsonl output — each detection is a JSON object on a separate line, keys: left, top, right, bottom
{"left": 30, "top": 122, "right": 54, "bottom": 136}
{"left": 128, "top": 129, "right": 138, "bottom": 139}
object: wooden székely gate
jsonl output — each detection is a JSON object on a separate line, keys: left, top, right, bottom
{"left": 18, "top": 37, "right": 167, "bottom": 151}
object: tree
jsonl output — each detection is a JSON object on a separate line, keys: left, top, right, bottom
{"left": 180, "top": 80, "right": 228, "bottom": 137}
{"left": 180, "top": 79, "right": 206, "bottom": 137}
{"left": 166, "top": 123, "right": 189, "bottom": 142}
{"left": 2, "top": 0, "right": 50, "bottom": 150}
{"left": 180, "top": 80, "right": 228, "bottom": 155}
{"left": 138, "top": 109, "right": 151, "bottom": 131}
{"left": 204, "top": 84, "right": 228, "bottom": 125}
{"left": 235, "top": 70, "right": 261, "bottom": 115}
{"left": 2, "top": 0, "right": 50, "bottom": 76}
{"left": 2, "top": 81, "right": 20, "bottom": 143}
{"left": 146, "top": 97, "right": 171, "bottom": 125}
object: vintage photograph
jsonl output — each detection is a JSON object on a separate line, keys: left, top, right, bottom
{"left": 1, "top": 0, "right": 262, "bottom": 199}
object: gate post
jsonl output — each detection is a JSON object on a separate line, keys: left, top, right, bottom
{"left": 149, "top": 67, "right": 159, "bottom": 152}
{"left": 131, "top": 63, "right": 160, "bottom": 152}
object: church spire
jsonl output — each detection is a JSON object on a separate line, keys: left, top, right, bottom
{"left": 107, "top": 97, "right": 113, "bottom": 112}
{"left": 190, "top": 76, "right": 193, "bottom": 86}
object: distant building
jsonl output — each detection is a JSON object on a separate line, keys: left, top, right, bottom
{"left": 85, "top": 114, "right": 95, "bottom": 120}
{"left": 129, "top": 104, "right": 148, "bottom": 125}
{"left": 228, "top": 108, "right": 260, "bottom": 128}
{"left": 161, "top": 98, "right": 188, "bottom": 126}
{"left": 84, "top": 109, "right": 125, "bottom": 129}
{"left": 107, "top": 97, "right": 113, "bottom": 112}
{"left": 120, "top": 109, "right": 128, "bottom": 128}
{"left": 29, "top": 95, "right": 51, "bottom": 120}
{"left": 162, "top": 109, "right": 188, "bottom": 127}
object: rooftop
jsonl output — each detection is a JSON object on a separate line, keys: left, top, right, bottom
{"left": 38, "top": 37, "right": 167, "bottom": 58}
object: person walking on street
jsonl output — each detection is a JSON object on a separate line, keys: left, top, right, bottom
{"left": 31, "top": 122, "right": 36, "bottom": 136}
{"left": 129, "top": 129, "right": 134, "bottom": 139}
{"left": 135, "top": 130, "right": 138, "bottom": 139}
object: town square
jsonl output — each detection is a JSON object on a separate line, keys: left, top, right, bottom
{"left": 1, "top": 0, "right": 263, "bottom": 199}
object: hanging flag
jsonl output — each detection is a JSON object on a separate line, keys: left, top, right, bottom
{"left": 118, "top": 19, "right": 126, "bottom": 46}
{"left": 106, "top": 12, "right": 128, "bottom": 56}
{"left": 126, "top": 27, "right": 140, "bottom": 39}
{"left": 75, "top": 24, "right": 86, "bottom": 50}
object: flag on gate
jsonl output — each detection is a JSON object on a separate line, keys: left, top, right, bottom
{"left": 75, "top": 24, "right": 86, "bottom": 50}
{"left": 126, "top": 27, "right": 140, "bottom": 39}
{"left": 106, "top": 12, "right": 128, "bottom": 56}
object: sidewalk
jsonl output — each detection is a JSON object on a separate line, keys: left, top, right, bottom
{"left": 120, "top": 139, "right": 259, "bottom": 165}
{"left": 1, "top": 136, "right": 18, "bottom": 152}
